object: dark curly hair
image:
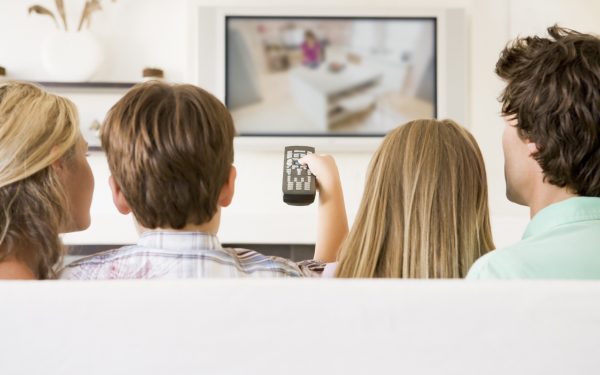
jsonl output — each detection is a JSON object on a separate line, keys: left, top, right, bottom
{"left": 496, "top": 25, "right": 600, "bottom": 196}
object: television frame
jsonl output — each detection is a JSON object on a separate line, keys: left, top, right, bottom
{"left": 187, "top": 4, "right": 468, "bottom": 151}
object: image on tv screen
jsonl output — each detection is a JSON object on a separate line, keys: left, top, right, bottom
{"left": 226, "top": 16, "right": 436, "bottom": 136}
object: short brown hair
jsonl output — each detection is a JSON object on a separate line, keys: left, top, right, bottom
{"left": 496, "top": 25, "right": 600, "bottom": 196}
{"left": 101, "top": 82, "right": 235, "bottom": 229}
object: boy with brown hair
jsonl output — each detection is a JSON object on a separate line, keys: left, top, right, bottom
{"left": 61, "top": 82, "right": 347, "bottom": 279}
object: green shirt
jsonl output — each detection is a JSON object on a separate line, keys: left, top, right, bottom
{"left": 467, "top": 197, "right": 600, "bottom": 279}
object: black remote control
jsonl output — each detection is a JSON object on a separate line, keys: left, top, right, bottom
{"left": 282, "top": 146, "right": 316, "bottom": 206}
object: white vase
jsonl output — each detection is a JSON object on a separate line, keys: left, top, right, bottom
{"left": 42, "top": 30, "right": 104, "bottom": 82}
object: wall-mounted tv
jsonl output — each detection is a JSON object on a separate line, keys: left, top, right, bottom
{"left": 225, "top": 16, "right": 437, "bottom": 136}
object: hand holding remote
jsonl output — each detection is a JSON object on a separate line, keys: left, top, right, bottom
{"left": 297, "top": 153, "right": 343, "bottom": 204}
{"left": 282, "top": 146, "right": 316, "bottom": 206}
{"left": 298, "top": 153, "right": 348, "bottom": 263}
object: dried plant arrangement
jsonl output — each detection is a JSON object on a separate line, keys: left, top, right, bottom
{"left": 28, "top": 5, "right": 60, "bottom": 29}
{"left": 28, "top": 0, "right": 117, "bottom": 31}
{"left": 56, "top": 0, "right": 68, "bottom": 30}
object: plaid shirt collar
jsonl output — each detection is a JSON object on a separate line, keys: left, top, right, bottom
{"left": 137, "top": 231, "right": 223, "bottom": 252}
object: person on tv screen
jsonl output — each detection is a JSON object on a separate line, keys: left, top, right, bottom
{"left": 301, "top": 30, "right": 322, "bottom": 68}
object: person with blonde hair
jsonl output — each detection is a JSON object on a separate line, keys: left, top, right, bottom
{"left": 0, "top": 81, "right": 94, "bottom": 280}
{"left": 320, "top": 119, "right": 494, "bottom": 278}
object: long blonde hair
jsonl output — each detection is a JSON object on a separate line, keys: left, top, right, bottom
{"left": 0, "top": 81, "right": 80, "bottom": 279}
{"left": 336, "top": 119, "right": 494, "bottom": 278}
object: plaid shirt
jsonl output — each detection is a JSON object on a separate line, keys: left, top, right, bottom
{"left": 60, "top": 231, "right": 323, "bottom": 279}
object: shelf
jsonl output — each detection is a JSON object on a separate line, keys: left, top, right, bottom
{"left": 35, "top": 81, "right": 138, "bottom": 89}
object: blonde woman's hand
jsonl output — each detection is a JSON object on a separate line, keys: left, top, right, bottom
{"left": 298, "top": 153, "right": 342, "bottom": 202}
{"left": 298, "top": 153, "right": 348, "bottom": 263}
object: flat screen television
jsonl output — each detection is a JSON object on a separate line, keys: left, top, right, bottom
{"left": 225, "top": 16, "right": 437, "bottom": 136}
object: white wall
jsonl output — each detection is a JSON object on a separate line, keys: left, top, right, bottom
{"left": 0, "top": 0, "right": 597, "bottom": 248}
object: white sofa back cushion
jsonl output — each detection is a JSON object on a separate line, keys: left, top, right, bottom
{"left": 1, "top": 280, "right": 599, "bottom": 375}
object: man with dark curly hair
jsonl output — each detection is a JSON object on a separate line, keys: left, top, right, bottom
{"left": 468, "top": 25, "right": 600, "bottom": 279}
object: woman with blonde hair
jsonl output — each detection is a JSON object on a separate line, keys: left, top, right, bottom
{"left": 0, "top": 81, "right": 94, "bottom": 280}
{"left": 332, "top": 119, "right": 494, "bottom": 278}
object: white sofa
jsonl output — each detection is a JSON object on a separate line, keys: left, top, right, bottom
{"left": 1, "top": 280, "right": 599, "bottom": 375}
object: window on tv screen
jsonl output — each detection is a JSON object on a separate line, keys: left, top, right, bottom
{"left": 226, "top": 16, "right": 437, "bottom": 136}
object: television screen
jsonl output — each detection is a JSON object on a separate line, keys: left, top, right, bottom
{"left": 226, "top": 16, "right": 436, "bottom": 136}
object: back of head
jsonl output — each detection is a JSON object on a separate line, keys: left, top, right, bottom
{"left": 101, "top": 81, "right": 235, "bottom": 229}
{"left": 0, "top": 81, "right": 79, "bottom": 279}
{"left": 496, "top": 25, "right": 600, "bottom": 196}
{"left": 336, "top": 119, "right": 494, "bottom": 278}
